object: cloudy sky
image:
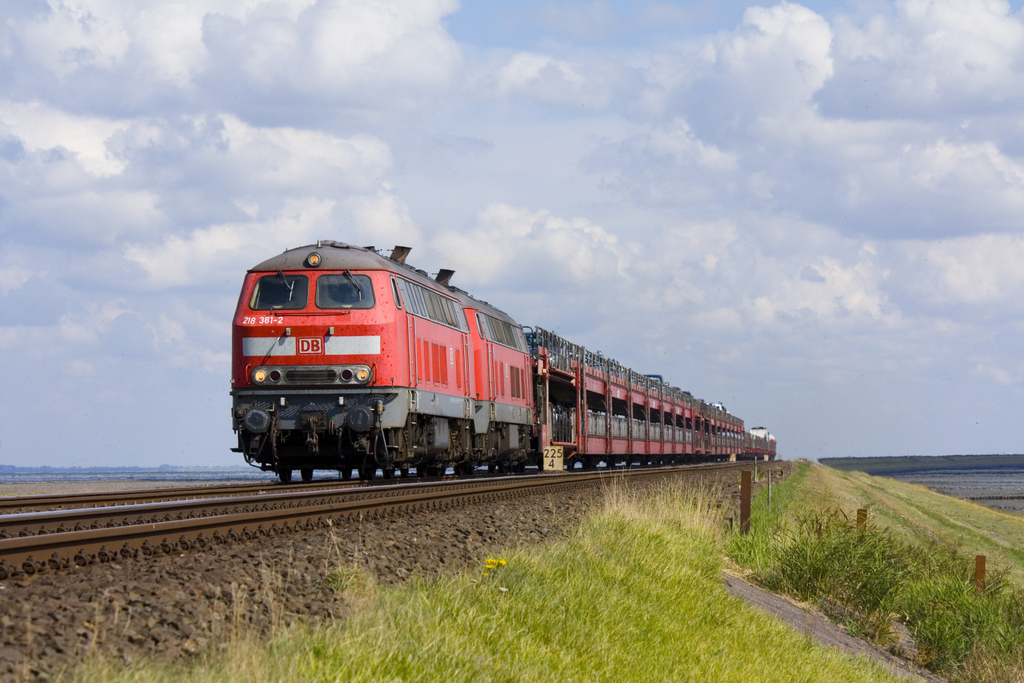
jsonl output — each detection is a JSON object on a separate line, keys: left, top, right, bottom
{"left": 1, "top": 0, "right": 1022, "bottom": 467}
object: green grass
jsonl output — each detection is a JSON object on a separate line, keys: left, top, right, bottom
{"left": 76, "top": 479, "right": 910, "bottom": 683}
{"left": 801, "top": 465, "right": 1024, "bottom": 582}
{"left": 729, "top": 463, "right": 1024, "bottom": 683}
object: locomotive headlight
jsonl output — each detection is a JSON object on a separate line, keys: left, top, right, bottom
{"left": 306, "top": 252, "right": 322, "bottom": 267}
{"left": 253, "top": 369, "right": 267, "bottom": 383}
{"left": 338, "top": 365, "right": 371, "bottom": 384}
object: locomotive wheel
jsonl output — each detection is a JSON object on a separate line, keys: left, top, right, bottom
{"left": 359, "top": 465, "right": 376, "bottom": 481}
{"left": 300, "top": 468, "right": 313, "bottom": 483}
{"left": 278, "top": 469, "right": 293, "bottom": 484}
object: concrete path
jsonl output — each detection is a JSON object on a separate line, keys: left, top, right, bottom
{"left": 723, "top": 572, "right": 947, "bottom": 683}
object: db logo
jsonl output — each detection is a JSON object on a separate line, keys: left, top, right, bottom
{"left": 297, "top": 337, "right": 323, "bottom": 355}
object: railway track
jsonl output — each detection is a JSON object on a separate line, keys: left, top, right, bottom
{"left": 0, "top": 461, "right": 754, "bottom": 581}
{"left": 0, "top": 479, "right": 362, "bottom": 514}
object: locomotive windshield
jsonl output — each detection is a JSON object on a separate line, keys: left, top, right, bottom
{"left": 316, "top": 272, "right": 375, "bottom": 309}
{"left": 249, "top": 273, "right": 309, "bottom": 310}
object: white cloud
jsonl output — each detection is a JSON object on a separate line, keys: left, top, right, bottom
{"left": 903, "top": 233, "right": 1024, "bottom": 305}
{"left": 495, "top": 52, "right": 583, "bottom": 94}
{"left": 219, "top": 115, "right": 392, "bottom": 191}
{"left": 57, "top": 298, "right": 132, "bottom": 343}
{"left": 622, "top": 0, "right": 1024, "bottom": 238}
{"left": 20, "top": 0, "right": 133, "bottom": 78}
{"left": 0, "top": 266, "right": 34, "bottom": 295}
{"left": 435, "top": 203, "right": 630, "bottom": 287}
{"left": 19, "top": 0, "right": 209, "bottom": 85}
{"left": 66, "top": 358, "right": 96, "bottom": 378}
{"left": 692, "top": 307, "right": 745, "bottom": 332}
{"left": 346, "top": 190, "right": 421, "bottom": 248}
{"left": 972, "top": 359, "right": 1024, "bottom": 385}
{"left": 30, "top": 189, "right": 167, "bottom": 242}
{"left": 307, "top": 0, "right": 459, "bottom": 81}
{"left": 0, "top": 100, "right": 144, "bottom": 176}
{"left": 747, "top": 254, "right": 893, "bottom": 324}
{"left": 234, "top": 198, "right": 260, "bottom": 219}
{"left": 909, "top": 139, "right": 1024, "bottom": 205}
{"left": 9, "top": 1, "right": 462, "bottom": 104}
{"left": 716, "top": 1, "right": 834, "bottom": 106}
{"left": 489, "top": 51, "right": 612, "bottom": 107}
{"left": 204, "top": 0, "right": 463, "bottom": 104}
{"left": 0, "top": 326, "right": 41, "bottom": 351}
{"left": 834, "top": 0, "right": 1024, "bottom": 103}
{"left": 149, "top": 313, "right": 230, "bottom": 373}
{"left": 124, "top": 197, "right": 335, "bottom": 288}
{"left": 648, "top": 118, "right": 737, "bottom": 170}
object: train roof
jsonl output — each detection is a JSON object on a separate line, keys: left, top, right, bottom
{"left": 249, "top": 241, "right": 390, "bottom": 272}
{"left": 444, "top": 286, "right": 519, "bottom": 326}
{"left": 250, "top": 241, "right": 521, "bottom": 328}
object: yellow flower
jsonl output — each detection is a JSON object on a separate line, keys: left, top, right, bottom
{"left": 482, "top": 557, "right": 507, "bottom": 576}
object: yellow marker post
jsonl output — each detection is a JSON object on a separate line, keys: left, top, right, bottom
{"left": 542, "top": 445, "right": 564, "bottom": 471}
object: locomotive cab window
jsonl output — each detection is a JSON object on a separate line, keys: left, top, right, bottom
{"left": 316, "top": 273, "right": 375, "bottom": 309}
{"left": 391, "top": 277, "right": 402, "bottom": 309}
{"left": 250, "top": 273, "right": 309, "bottom": 310}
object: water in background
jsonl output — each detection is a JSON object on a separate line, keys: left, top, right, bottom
{"left": 890, "top": 468, "right": 1024, "bottom": 514}
{"left": 0, "top": 467, "right": 278, "bottom": 485}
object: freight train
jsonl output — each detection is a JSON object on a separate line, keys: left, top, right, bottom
{"left": 230, "top": 242, "right": 776, "bottom": 482}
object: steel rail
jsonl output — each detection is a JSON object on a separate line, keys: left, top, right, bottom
{"left": 0, "top": 479, "right": 363, "bottom": 514}
{"left": 0, "top": 461, "right": 753, "bottom": 580}
{"left": 0, "top": 474, "right": 560, "bottom": 539}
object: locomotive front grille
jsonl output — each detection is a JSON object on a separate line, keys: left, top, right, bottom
{"left": 250, "top": 364, "right": 373, "bottom": 386}
{"left": 284, "top": 368, "right": 338, "bottom": 383}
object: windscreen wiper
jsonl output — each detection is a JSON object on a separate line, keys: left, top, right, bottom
{"left": 342, "top": 269, "right": 363, "bottom": 300}
{"left": 278, "top": 269, "right": 295, "bottom": 302}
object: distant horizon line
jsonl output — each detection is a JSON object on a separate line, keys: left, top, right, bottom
{"left": 0, "top": 464, "right": 255, "bottom": 472}
{"left": 821, "top": 454, "right": 1024, "bottom": 460}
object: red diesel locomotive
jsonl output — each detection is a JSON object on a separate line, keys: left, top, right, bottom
{"left": 230, "top": 242, "right": 775, "bottom": 482}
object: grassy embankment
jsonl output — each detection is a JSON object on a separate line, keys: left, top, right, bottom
{"left": 728, "top": 463, "right": 1024, "bottom": 683}
{"left": 77, "top": 478, "right": 909, "bottom": 683}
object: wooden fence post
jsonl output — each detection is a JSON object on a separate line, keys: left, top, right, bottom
{"left": 740, "top": 470, "right": 751, "bottom": 535}
{"left": 975, "top": 555, "right": 986, "bottom": 594}
{"left": 857, "top": 508, "right": 867, "bottom": 532}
